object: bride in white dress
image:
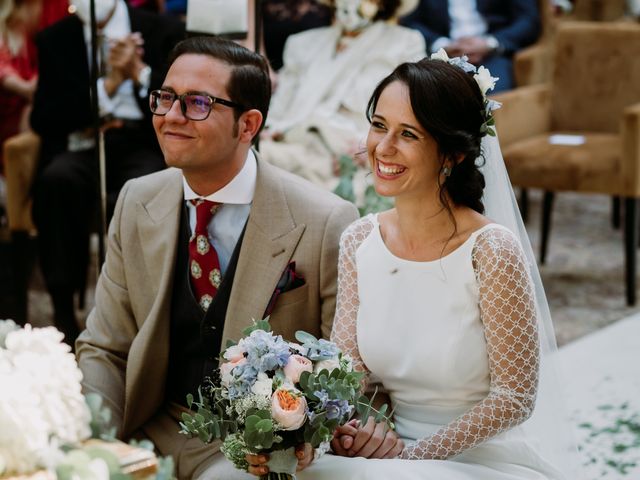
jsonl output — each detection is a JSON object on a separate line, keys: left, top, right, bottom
{"left": 291, "top": 56, "right": 580, "bottom": 479}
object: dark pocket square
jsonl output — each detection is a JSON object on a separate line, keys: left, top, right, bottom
{"left": 264, "top": 261, "right": 306, "bottom": 317}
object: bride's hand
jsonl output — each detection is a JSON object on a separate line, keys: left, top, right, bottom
{"left": 332, "top": 417, "right": 404, "bottom": 459}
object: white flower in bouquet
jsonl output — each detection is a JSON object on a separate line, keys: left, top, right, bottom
{"left": 251, "top": 372, "right": 273, "bottom": 398}
{"left": 0, "top": 322, "right": 91, "bottom": 475}
{"left": 313, "top": 357, "right": 340, "bottom": 374}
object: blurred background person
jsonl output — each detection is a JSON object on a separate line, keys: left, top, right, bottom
{"left": 262, "top": 0, "right": 333, "bottom": 71}
{"left": 0, "top": 0, "right": 40, "bottom": 181}
{"left": 401, "top": 0, "right": 541, "bottom": 91}
{"left": 260, "top": 0, "right": 425, "bottom": 202}
{"left": 29, "top": 0, "right": 184, "bottom": 346}
{"left": 40, "top": 0, "right": 70, "bottom": 28}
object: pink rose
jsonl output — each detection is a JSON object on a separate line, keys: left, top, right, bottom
{"left": 271, "top": 388, "right": 307, "bottom": 430}
{"left": 223, "top": 344, "right": 245, "bottom": 362}
{"left": 220, "top": 357, "right": 247, "bottom": 386}
{"left": 283, "top": 354, "right": 313, "bottom": 384}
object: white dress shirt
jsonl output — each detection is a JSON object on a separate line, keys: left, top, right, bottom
{"left": 431, "top": 0, "right": 489, "bottom": 53}
{"left": 182, "top": 150, "right": 256, "bottom": 275}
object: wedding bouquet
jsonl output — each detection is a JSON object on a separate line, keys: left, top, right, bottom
{"left": 180, "top": 319, "right": 388, "bottom": 479}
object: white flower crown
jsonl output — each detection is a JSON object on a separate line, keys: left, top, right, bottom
{"left": 430, "top": 48, "right": 501, "bottom": 137}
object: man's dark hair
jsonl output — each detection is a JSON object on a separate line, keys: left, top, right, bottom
{"left": 167, "top": 36, "right": 271, "bottom": 135}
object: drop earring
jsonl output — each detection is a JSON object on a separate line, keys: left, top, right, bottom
{"left": 443, "top": 166, "right": 452, "bottom": 177}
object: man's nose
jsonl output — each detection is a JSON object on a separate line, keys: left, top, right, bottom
{"left": 165, "top": 98, "right": 187, "bottom": 122}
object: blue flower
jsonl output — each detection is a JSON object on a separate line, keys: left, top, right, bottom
{"left": 314, "top": 390, "right": 329, "bottom": 407}
{"left": 448, "top": 55, "right": 477, "bottom": 74}
{"left": 228, "top": 363, "right": 258, "bottom": 399}
{"left": 312, "top": 390, "right": 353, "bottom": 421}
{"left": 325, "top": 399, "right": 353, "bottom": 421}
{"left": 306, "top": 339, "right": 340, "bottom": 361}
{"left": 242, "top": 329, "right": 291, "bottom": 373}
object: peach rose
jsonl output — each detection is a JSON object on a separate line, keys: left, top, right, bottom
{"left": 220, "top": 357, "right": 247, "bottom": 386}
{"left": 283, "top": 354, "right": 313, "bottom": 384}
{"left": 271, "top": 388, "right": 307, "bottom": 430}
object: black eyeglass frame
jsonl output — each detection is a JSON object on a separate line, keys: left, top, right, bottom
{"left": 149, "top": 89, "right": 246, "bottom": 121}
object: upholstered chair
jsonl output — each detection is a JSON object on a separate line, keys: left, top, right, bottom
{"left": 513, "top": 0, "right": 555, "bottom": 87}
{"left": 492, "top": 21, "right": 640, "bottom": 305}
{"left": 572, "top": 0, "right": 627, "bottom": 21}
{"left": 513, "top": 0, "right": 630, "bottom": 87}
{"left": 4, "top": 131, "right": 39, "bottom": 234}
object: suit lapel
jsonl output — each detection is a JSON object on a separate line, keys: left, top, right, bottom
{"left": 222, "top": 158, "right": 305, "bottom": 346}
{"left": 123, "top": 170, "right": 183, "bottom": 432}
{"left": 135, "top": 170, "right": 183, "bottom": 292}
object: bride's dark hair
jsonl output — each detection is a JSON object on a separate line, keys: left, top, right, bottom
{"left": 366, "top": 58, "right": 486, "bottom": 214}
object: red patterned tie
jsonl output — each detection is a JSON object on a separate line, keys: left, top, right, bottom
{"left": 189, "top": 199, "right": 222, "bottom": 311}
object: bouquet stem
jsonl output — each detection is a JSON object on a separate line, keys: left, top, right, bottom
{"left": 260, "top": 474, "right": 294, "bottom": 480}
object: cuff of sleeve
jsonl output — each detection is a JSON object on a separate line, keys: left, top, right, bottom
{"left": 97, "top": 77, "right": 115, "bottom": 118}
{"left": 314, "top": 441, "right": 331, "bottom": 461}
{"left": 137, "top": 65, "right": 152, "bottom": 97}
{"left": 430, "top": 37, "right": 451, "bottom": 54}
{"left": 484, "top": 35, "right": 503, "bottom": 54}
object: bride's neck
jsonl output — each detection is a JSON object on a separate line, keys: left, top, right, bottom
{"left": 393, "top": 193, "right": 457, "bottom": 242}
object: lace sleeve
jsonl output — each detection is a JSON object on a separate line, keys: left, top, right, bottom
{"left": 401, "top": 227, "right": 540, "bottom": 460}
{"left": 330, "top": 217, "right": 375, "bottom": 388}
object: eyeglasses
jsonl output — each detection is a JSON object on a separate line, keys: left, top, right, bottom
{"left": 149, "top": 89, "right": 245, "bottom": 121}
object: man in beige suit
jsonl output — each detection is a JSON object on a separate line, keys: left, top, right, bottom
{"left": 76, "top": 36, "right": 358, "bottom": 479}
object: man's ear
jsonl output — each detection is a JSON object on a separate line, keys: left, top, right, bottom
{"left": 238, "top": 109, "right": 263, "bottom": 144}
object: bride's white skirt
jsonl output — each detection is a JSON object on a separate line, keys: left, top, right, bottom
{"left": 299, "top": 418, "right": 564, "bottom": 480}
{"left": 300, "top": 454, "right": 551, "bottom": 480}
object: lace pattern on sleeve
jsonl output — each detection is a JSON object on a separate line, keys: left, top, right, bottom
{"left": 401, "top": 227, "right": 540, "bottom": 460}
{"left": 330, "top": 216, "right": 375, "bottom": 389}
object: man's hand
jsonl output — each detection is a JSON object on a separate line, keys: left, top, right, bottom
{"left": 331, "top": 416, "right": 404, "bottom": 459}
{"left": 104, "top": 68, "right": 125, "bottom": 97}
{"left": 246, "top": 443, "right": 314, "bottom": 477}
{"left": 453, "top": 36, "right": 492, "bottom": 65}
{"left": 108, "top": 33, "right": 147, "bottom": 82}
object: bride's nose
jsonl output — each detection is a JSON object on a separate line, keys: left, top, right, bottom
{"left": 376, "top": 132, "right": 397, "bottom": 156}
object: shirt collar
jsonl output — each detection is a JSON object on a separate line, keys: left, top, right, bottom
{"left": 182, "top": 150, "right": 257, "bottom": 204}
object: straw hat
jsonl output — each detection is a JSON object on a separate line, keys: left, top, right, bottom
{"left": 318, "top": 0, "right": 420, "bottom": 19}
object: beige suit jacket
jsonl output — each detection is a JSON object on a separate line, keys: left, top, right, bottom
{"left": 76, "top": 158, "right": 358, "bottom": 446}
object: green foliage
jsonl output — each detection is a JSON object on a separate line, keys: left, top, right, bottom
{"left": 85, "top": 392, "right": 116, "bottom": 440}
{"left": 180, "top": 385, "right": 238, "bottom": 444}
{"left": 56, "top": 448, "right": 127, "bottom": 480}
{"left": 355, "top": 387, "right": 396, "bottom": 431}
{"left": 332, "top": 155, "right": 394, "bottom": 216}
{"left": 360, "top": 184, "right": 394, "bottom": 216}
{"left": 242, "top": 318, "right": 272, "bottom": 336}
{"left": 221, "top": 433, "right": 251, "bottom": 471}
{"left": 244, "top": 409, "right": 278, "bottom": 451}
{"left": 333, "top": 154, "right": 357, "bottom": 204}
{"left": 155, "top": 456, "right": 175, "bottom": 480}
